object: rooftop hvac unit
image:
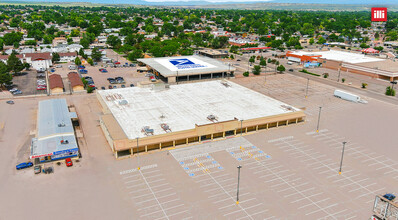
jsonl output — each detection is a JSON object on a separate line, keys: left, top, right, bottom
{"left": 60, "top": 140, "right": 69, "bottom": 144}
{"left": 119, "top": 100, "right": 128, "bottom": 105}
{"left": 207, "top": 114, "right": 217, "bottom": 121}
{"left": 161, "top": 123, "right": 171, "bottom": 132}
{"left": 142, "top": 126, "right": 154, "bottom": 136}
{"left": 58, "top": 123, "right": 66, "bottom": 127}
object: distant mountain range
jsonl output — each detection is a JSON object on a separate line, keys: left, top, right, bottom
{"left": 8, "top": 0, "right": 398, "bottom": 5}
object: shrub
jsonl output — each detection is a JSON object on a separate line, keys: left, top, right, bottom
{"left": 87, "top": 86, "right": 94, "bottom": 93}
{"left": 386, "top": 86, "right": 396, "bottom": 96}
{"left": 362, "top": 83, "right": 368, "bottom": 88}
{"left": 342, "top": 78, "right": 346, "bottom": 83}
{"left": 252, "top": 65, "right": 261, "bottom": 75}
{"left": 243, "top": 71, "right": 249, "bottom": 77}
{"left": 299, "top": 69, "right": 320, "bottom": 77}
{"left": 323, "top": 73, "right": 329, "bottom": 78}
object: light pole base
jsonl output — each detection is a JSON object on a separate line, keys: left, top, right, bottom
{"left": 316, "top": 130, "right": 319, "bottom": 133}
{"left": 236, "top": 201, "right": 239, "bottom": 205}
{"left": 338, "top": 171, "right": 341, "bottom": 175}
{"left": 137, "top": 167, "right": 140, "bottom": 170}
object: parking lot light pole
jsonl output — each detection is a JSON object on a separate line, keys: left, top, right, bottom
{"left": 339, "top": 141, "right": 347, "bottom": 175}
{"left": 136, "top": 137, "right": 140, "bottom": 170}
{"left": 236, "top": 165, "right": 242, "bottom": 204}
{"left": 316, "top": 107, "right": 322, "bottom": 133}
{"left": 305, "top": 78, "right": 309, "bottom": 99}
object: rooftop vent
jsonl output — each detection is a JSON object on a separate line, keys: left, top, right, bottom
{"left": 207, "top": 114, "right": 218, "bottom": 122}
{"left": 280, "top": 105, "right": 295, "bottom": 112}
{"left": 58, "top": 123, "right": 66, "bottom": 127}
{"left": 161, "top": 123, "right": 171, "bottom": 133}
{"left": 60, "top": 140, "right": 69, "bottom": 144}
{"left": 221, "top": 81, "right": 231, "bottom": 87}
{"left": 142, "top": 126, "right": 154, "bottom": 136}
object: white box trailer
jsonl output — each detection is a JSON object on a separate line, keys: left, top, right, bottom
{"left": 334, "top": 89, "right": 361, "bottom": 103}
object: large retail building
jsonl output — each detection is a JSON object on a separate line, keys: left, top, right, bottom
{"left": 137, "top": 55, "right": 235, "bottom": 83}
{"left": 97, "top": 80, "right": 305, "bottom": 158}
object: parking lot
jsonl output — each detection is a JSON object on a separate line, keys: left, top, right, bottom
{"left": 9, "top": 70, "right": 47, "bottom": 96}
{"left": 2, "top": 73, "right": 398, "bottom": 219}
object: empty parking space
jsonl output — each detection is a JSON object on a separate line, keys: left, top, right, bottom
{"left": 120, "top": 164, "right": 192, "bottom": 220}
{"left": 307, "top": 129, "right": 398, "bottom": 181}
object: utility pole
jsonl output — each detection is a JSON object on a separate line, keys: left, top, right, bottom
{"left": 316, "top": 107, "right": 322, "bottom": 133}
{"left": 236, "top": 165, "right": 242, "bottom": 204}
{"left": 338, "top": 141, "right": 347, "bottom": 175}
{"left": 337, "top": 67, "right": 341, "bottom": 82}
{"left": 305, "top": 78, "right": 309, "bottom": 99}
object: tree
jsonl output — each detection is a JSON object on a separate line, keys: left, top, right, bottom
{"left": 106, "top": 35, "right": 122, "bottom": 49}
{"left": 386, "top": 86, "right": 396, "bottom": 96}
{"left": 260, "top": 58, "right": 267, "bottom": 68}
{"left": 52, "top": 52, "right": 60, "bottom": 62}
{"left": 309, "top": 38, "right": 315, "bottom": 45}
{"left": 87, "top": 58, "right": 94, "bottom": 66}
{"left": 7, "top": 53, "right": 24, "bottom": 74}
{"left": 127, "top": 49, "right": 144, "bottom": 61}
{"left": 317, "top": 37, "right": 326, "bottom": 45}
{"left": 24, "top": 63, "right": 30, "bottom": 70}
{"left": 277, "top": 65, "right": 286, "bottom": 73}
{"left": 75, "top": 57, "right": 81, "bottom": 66}
{"left": 91, "top": 48, "right": 102, "bottom": 62}
{"left": 0, "top": 62, "right": 12, "bottom": 87}
{"left": 252, "top": 65, "right": 261, "bottom": 75}
{"left": 374, "top": 46, "right": 384, "bottom": 52}
{"left": 243, "top": 71, "right": 249, "bottom": 77}
{"left": 267, "top": 58, "right": 272, "bottom": 63}
{"left": 249, "top": 56, "right": 255, "bottom": 64}
{"left": 360, "top": 43, "right": 369, "bottom": 48}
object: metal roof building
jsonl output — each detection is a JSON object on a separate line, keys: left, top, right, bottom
{"left": 30, "top": 99, "right": 79, "bottom": 162}
{"left": 137, "top": 55, "right": 236, "bottom": 83}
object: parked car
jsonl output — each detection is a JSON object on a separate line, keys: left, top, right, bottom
{"left": 6, "top": 100, "right": 14, "bottom": 104}
{"left": 129, "top": 63, "right": 136, "bottom": 67}
{"left": 115, "top": 77, "right": 125, "bottom": 84}
{"left": 37, "top": 85, "right": 47, "bottom": 90}
{"left": 9, "top": 88, "right": 18, "bottom": 93}
{"left": 383, "top": 193, "right": 396, "bottom": 201}
{"left": 79, "top": 69, "right": 88, "bottom": 74}
{"left": 288, "top": 69, "right": 294, "bottom": 72}
{"left": 237, "top": 59, "right": 241, "bottom": 61}
{"left": 34, "top": 165, "right": 41, "bottom": 174}
{"left": 108, "top": 85, "right": 113, "bottom": 89}
{"left": 78, "top": 65, "right": 85, "bottom": 69}
{"left": 109, "top": 79, "right": 116, "bottom": 84}
{"left": 69, "top": 65, "right": 76, "bottom": 70}
{"left": 113, "top": 85, "right": 117, "bottom": 89}
{"left": 50, "top": 68, "right": 56, "bottom": 72}
{"left": 56, "top": 65, "right": 62, "bottom": 68}
{"left": 101, "top": 86, "right": 105, "bottom": 90}
{"left": 99, "top": 68, "right": 108, "bottom": 73}
{"left": 114, "top": 61, "right": 121, "bottom": 65}
{"left": 65, "top": 158, "right": 73, "bottom": 167}
{"left": 130, "top": 83, "right": 134, "bottom": 87}
{"left": 16, "top": 162, "right": 33, "bottom": 170}
{"left": 121, "top": 84, "right": 125, "bottom": 88}
{"left": 12, "top": 90, "right": 22, "bottom": 95}
{"left": 150, "top": 76, "right": 156, "bottom": 82}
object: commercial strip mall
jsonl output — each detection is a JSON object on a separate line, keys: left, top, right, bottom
{"left": 286, "top": 50, "right": 398, "bottom": 81}
{"left": 97, "top": 80, "right": 306, "bottom": 158}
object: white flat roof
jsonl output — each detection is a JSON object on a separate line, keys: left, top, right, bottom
{"left": 138, "top": 55, "right": 235, "bottom": 77}
{"left": 291, "top": 50, "right": 384, "bottom": 64}
{"left": 98, "top": 80, "right": 301, "bottom": 139}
